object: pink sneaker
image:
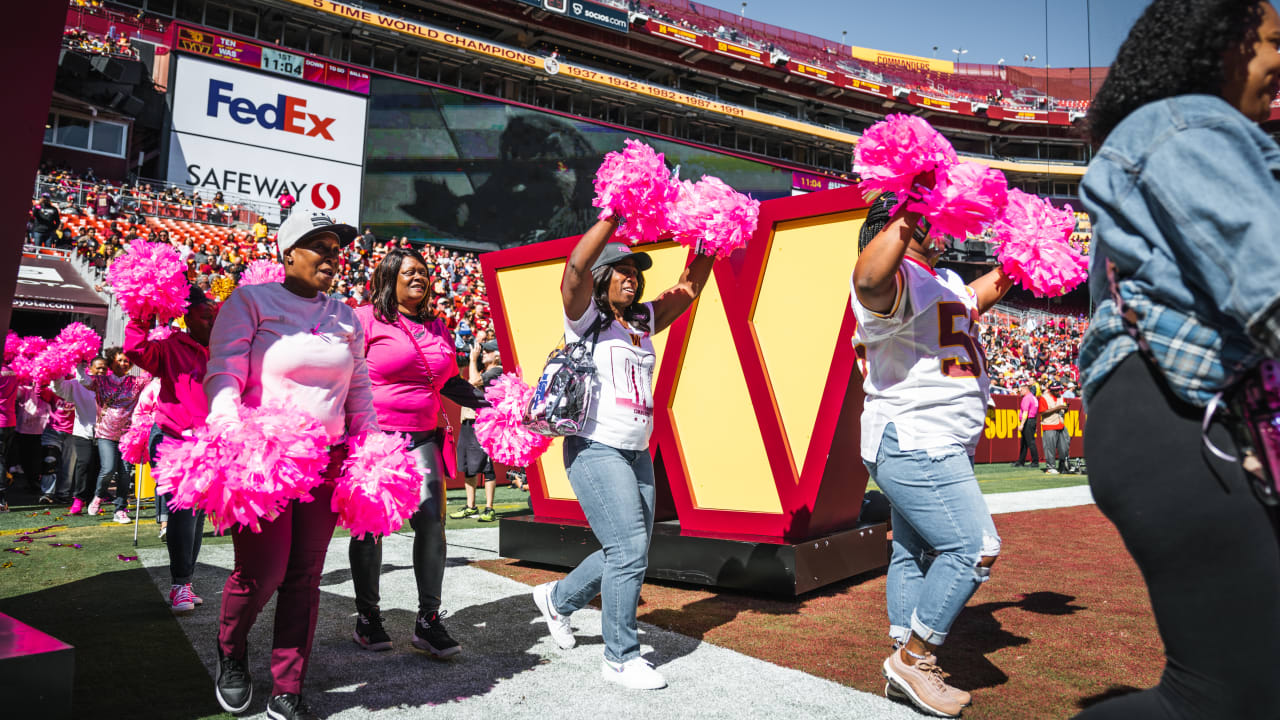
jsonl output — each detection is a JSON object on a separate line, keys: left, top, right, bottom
{"left": 190, "top": 585, "right": 203, "bottom": 605}
{"left": 170, "top": 584, "right": 195, "bottom": 613}
{"left": 68, "top": 498, "right": 84, "bottom": 515}
{"left": 86, "top": 497, "right": 102, "bottom": 516}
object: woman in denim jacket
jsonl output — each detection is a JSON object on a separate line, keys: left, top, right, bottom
{"left": 1077, "top": 1, "right": 1280, "bottom": 717}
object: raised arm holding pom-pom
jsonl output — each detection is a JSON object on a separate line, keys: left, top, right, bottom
{"left": 536, "top": 207, "right": 713, "bottom": 691}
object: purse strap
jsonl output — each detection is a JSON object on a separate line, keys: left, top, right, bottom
{"left": 396, "top": 314, "right": 452, "bottom": 435}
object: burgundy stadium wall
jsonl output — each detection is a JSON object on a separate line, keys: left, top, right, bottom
{"left": 0, "top": 1, "right": 67, "bottom": 342}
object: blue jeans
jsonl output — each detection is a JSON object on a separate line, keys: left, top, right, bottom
{"left": 551, "top": 436, "right": 656, "bottom": 663}
{"left": 865, "top": 423, "right": 1000, "bottom": 646}
{"left": 94, "top": 438, "right": 132, "bottom": 511}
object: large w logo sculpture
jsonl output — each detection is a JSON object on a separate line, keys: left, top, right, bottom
{"left": 481, "top": 187, "right": 886, "bottom": 594}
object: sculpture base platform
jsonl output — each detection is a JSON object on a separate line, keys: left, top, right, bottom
{"left": 0, "top": 613, "right": 74, "bottom": 716}
{"left": 498, "top": 514, "right": 889, "bottom": 597}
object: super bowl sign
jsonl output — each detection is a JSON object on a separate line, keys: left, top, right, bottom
{"left": 167, "top": 55, "right": 367, "bottom": 224}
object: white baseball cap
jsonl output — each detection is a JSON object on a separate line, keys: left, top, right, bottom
{"left": 276, "top": 207, "right": 358, "bottom": 254}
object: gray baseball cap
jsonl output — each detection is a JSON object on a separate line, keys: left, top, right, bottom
{"left": 591, "top": 242, "right": 652, "bottom": 272}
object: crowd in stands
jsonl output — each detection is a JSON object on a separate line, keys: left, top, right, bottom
{"left": 629, "top": 0, "right": 1088, "bottom": 113}
{"left": 981, "top": 308, "right": 1085, "bottom": 397}
{"left": 35, "top": 166, "right": 260, "bottom": 229}
{"left": 29, "top": 168, "right": 495, "bottom": 363}
{"left": 62, "top": 27, "right": 138, "bottom": 60}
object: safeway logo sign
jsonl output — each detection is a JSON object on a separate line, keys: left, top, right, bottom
{"left": 206, "top": 79, "right": 336, "bottom": 141}
{"left": 310, "top": 183, "right": 341, "bottom": 210}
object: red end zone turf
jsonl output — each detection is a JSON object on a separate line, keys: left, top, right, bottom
{"left": 476, "top": 504, "right": 1161, "bottom": 719}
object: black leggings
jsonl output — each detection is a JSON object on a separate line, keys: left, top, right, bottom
{"left": 1075, "top": 354, "right": 1280, "bottom": 719}
{"left": 152, "top": 428, "right": 204, "bottom": 586}
{"left": 1017, "top": 418, "right": 1039, "bottom": 465}
{"left": 349, "top": 430, "right": 446, "bottom": 616}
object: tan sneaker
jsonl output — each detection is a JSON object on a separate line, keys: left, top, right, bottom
{"left": 886, "top": 667, "right": 971, "bottom": 707}
{"left": 883, "top": 649, "right": 963, "bottom": 717}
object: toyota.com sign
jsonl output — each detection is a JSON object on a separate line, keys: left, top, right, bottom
{"left": 166, "top": 56, "right": 367, "bottom": 224}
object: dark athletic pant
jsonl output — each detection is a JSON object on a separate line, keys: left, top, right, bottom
{"left": 1017, "top": 418, "right": 1039, "bottom": 465}
{"left": 1074, "top": 354, "right": 1280, "bottom": 719}
{"left": 69, "top": 435, "right": 99, "bottom": 502}
{"left": 349, "top": 430, "right": 446, "bottom": 616}
{"left": 151, "top": 427, "right": 204, "bottom": 586}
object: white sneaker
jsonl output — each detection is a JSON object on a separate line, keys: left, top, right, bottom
{"left": 601, "top": 657, "right": 667, "bottom": 690}
{"left": 1045, "top": 468, "right": 1060, "bottom": 475}
{"left": 532, "top": 581, "right": 575, "bottom": 649}
{"left": 86, "top": 497, "right": 102, "bottom": 516}
{"left": 113, "top": 510, "right": 131, "bottom": 524}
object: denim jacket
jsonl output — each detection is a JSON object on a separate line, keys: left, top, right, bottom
{"left": 1078, "top": 94, "right": 1280, "bottom": 407}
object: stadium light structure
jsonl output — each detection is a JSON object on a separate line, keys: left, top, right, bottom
{"left": 741, "top": 2, "right": 747, "bottom": 17}
{"left": 952, "top": 48, "right": 968, "bottom": 63}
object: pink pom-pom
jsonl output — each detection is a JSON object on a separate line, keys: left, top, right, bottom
{"left": 32, "top": 323, "right": 102, "bottom": 386}
{"left": 119, "top": 420, "right": 152, "bottom": 465}
{"left": 854, "top": 115, "right": 958, "bottom": 209}
{"left": 592, "top": 139, "right": 681, "bottom": 244}
{"left": 670, "top": 176, "right": 761, "bottom": 259}
{"left": 106, "top": 240, "right": 190, "bottom": 321}
{"left": 55, "top": 323, "right": 101, "bottom": 364}
{"left": 9, "top": 337, "right": 49, "bottom": 383}
{"left": 239, "top": 259, "right": 285, "bottom": 286}
{"left": 156, "top": 402, "right": 332, "bottom": 534}
{"left": 908, "top": 162, "right": 1009, "bottom": 242}
{"left": 16, "top": 336, "right": 48, "bottom": 358}
{"left": 474, "top": 371, "right": 552, "bottom": 467}
{"left": 147, "top": 326, "right": 174, "bottom": 342}
{"left": 331, "top": 432, "right": 424, "bottom": 539}
{"left": 992, "top": 189, "right": 1088, "bottom": 297}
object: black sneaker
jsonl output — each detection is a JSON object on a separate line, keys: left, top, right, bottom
{"left": 215, "top": 644, "right": 253, "bottom": 714}
{"left": 411, "top": 610, "right": 461, "bottom": 658}
{"left": 353, "top": 611, "right": 392, "bottom": 651}
{"left": 266, "top": 693, "right": 318, "bottom": 720}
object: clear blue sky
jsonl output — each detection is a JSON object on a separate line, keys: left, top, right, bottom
{"left": 691, "top": 0, "right": 1150, "bottom": 68}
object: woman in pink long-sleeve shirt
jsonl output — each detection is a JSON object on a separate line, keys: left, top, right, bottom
{"left": 125, "top": 285, "right": 218, "bottom": 614}
{"left": 203, "top": 209, "right": 374, "bottom": 719}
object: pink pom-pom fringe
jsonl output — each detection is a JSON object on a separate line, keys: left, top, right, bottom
{"left": 992, "top": 189, "right": 1088, "bottom": 297}
{"left": 106, "top": 240, "right": 190, "bottom": 321}
{"left": 119, "top": 419, "right": 152, "bottom": 465}
{"left": 593, "top": 139, "right": 681, "bottom": 245}
{"left": 32, "top": 323, "right": 102, "bottom": 386}
{"left": 474, "top": 371, "right": 552, "bottom": 468}
{"left": 908, "top": 162, "right": 1009, "bottom": 242}
{"left": 331, "top": 432, "right": 424, "bottom": 539}
{"left": 670, "top": 176, "right": 760, "bottom": 259}
{"left": 156, "top": 402, "right": 332, "bottom": 534}
{"left": 854, "top": 115, "right": 958, "bottom": 210}
{"left": 239, "top": 259, "right": 285, "bottom": 286}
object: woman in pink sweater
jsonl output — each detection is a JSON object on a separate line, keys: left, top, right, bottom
{"left": 346, "top": 246, "right": 487, "bottom": 658}
{"left": 203, "top": 209, "right": 375, "bottom": 720}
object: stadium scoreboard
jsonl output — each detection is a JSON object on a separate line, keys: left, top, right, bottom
{"left": 175, "top": 25, "right": 370, "bottom": 94}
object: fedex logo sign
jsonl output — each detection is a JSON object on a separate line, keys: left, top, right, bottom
{"left": 206, "top": 79, "right": 335, "bottom": 141}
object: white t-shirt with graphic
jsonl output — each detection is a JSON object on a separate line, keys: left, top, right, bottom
{"left": 564, "top": 303, "right": 657, "bottom": 451}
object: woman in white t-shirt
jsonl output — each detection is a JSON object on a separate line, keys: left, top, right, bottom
{"left": 532, "top": 216, "right": 712, "bottom": 690}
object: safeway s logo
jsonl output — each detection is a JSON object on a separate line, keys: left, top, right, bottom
{"left": 310, "top": 183, "right": 341, "bottom": 210}
{"left": 206, "top": 79, "right": 335, "bottom": 141}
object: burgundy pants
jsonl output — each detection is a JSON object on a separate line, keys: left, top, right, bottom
{"left": 217, "top": 471, "right": 339, "bottom": 696}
